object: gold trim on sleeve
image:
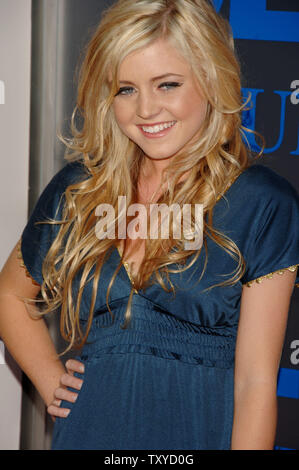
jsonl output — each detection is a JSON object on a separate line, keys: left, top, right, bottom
{"left": 17, "top": 239, "right": 40, "bottom": 286}
{"left": 244, "top": 264, "right": 299, "bottom": 288}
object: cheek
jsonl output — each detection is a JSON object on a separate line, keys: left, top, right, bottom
{"left": 112, "top": 103, "right": 139, "bottom": 144}
{"left": 112, "top": 102, "right": 123, "bottom": 126}
{"left": 182, "top": 93, "right": 207, "bottom": 122}
{"left": 191, "top": 99, "right": 207, "bottom": 129}
{"left": 112, "top": 101, "right": 132, "bottom": 128}
{"left": 187, "top": 103, "right": 207, "bottom": 138}
{"left": 172, "top": 90, "right": 207, "bottom": 129}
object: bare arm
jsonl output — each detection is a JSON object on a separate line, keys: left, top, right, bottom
{"left": 0, "top": 241, "right": 65, "bottom": 407}
{"left": 231, "top": 269, "right": 297, "bottom": 450}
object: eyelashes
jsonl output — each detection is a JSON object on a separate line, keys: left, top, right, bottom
{"left": 115, "top": 86, "right": 134, "bottom": 96}
{"left": 114, "top": 82, "right": 183, "bottom": 96}
{"left": 159, "top": 82, "right": 183, "bottom": 90}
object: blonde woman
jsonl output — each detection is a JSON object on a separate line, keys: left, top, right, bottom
{"left": 0, "top": 0, "right": 298, "bottom": 450}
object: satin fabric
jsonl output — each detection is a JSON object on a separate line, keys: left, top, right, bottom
{"left": 21, "top": 162, "right": 299, "bottom": 449}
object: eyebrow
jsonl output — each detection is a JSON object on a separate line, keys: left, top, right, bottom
{"left": 119, "top": 73, "right": 184, "bottom": 85}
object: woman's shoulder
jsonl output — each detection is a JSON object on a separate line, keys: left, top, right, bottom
{"left": 48, "top": 160, "right": 89, "bottom": 192}
{"left": 25, "top": 160, "right": 90, "bottom": 223}
{"left": 233, "top": 163, "right": 299, "bottom": 204}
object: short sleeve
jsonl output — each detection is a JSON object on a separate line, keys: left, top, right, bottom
{"left": 241, "top": 168, "right": 299, "bottom": 288}
{"left": 20, "top": 161, "right": 87, "bottom": 286}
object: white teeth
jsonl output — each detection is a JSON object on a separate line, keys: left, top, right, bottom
{"left": 141, "top": 121, "right": 176, "bottom": 134}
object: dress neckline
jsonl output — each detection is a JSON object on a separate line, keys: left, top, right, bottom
{"left": 116, "top": 167, "right": 247, "bottom": 293}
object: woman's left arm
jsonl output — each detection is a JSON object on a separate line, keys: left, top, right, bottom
{"left": 231, "top": 269, "right": 298, "bottom": 450}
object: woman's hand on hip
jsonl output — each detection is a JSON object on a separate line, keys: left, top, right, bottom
{"left": 47, "top": 359, "right": 85, "bottom": 421}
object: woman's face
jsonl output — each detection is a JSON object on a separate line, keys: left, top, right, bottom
{"left": 112, "top": 38, "right": 208, "bottom": 161}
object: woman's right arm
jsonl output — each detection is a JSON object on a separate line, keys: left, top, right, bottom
{"left": 0, "top": 240, "right": 65, "bottom": 408}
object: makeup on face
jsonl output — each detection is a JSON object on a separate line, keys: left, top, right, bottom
{"left": 112, "top": 38, "right": 207, "bottom": 162}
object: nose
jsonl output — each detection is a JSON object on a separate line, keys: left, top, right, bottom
{"left": 136, "top": 89, "right": 163, "bottom": 120}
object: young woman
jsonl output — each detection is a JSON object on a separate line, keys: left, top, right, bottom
{"left": 0, "top": 0, "right": 298, "bottom": 450}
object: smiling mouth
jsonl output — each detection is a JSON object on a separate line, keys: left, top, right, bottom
{"left": 138, "top": 121, "right": 177, "bottom": 134}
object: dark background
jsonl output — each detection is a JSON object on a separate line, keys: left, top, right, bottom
{"left": 218, "top": 0, "right": 299, "bottom": 450}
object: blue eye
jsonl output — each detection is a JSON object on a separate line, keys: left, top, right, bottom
{"left": 159, "top": 82, "right": 182, "bottom": 90}
{"left": 114, "top": 82, "right": 182, "bottom": 96}
{"left": 115, "top": 86, "right": 135, "bottom": 96}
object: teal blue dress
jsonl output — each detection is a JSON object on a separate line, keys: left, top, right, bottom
{"left": 20, "top": 162, "right": 299, "bottom": 450}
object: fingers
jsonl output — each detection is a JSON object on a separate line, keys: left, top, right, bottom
{"left": 60, "top": 372, "right": 83, "bottom": 391}
{"left": 46, "top": 358, "right": 85, "bottom": 421}
{"left": 59, "top": 359, "right": 84, "bottom": 390}
{"left": 47, "top": 401, "right": 70, "bottom": 420}
{"left": 47, "top": 387, "right": 79, "bottom": 420}
{"left": 55, "top": 386, "right": 78, "bottom": 403}
{"left": 65, "top": 359, "right": 85, "bottom": 375}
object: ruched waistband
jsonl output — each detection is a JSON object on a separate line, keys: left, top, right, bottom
{"left": 79, "top": 296, "right": 236, "bottom": 368}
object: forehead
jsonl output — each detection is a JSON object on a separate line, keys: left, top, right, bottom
{"left": 118, "top": 38, "right": 192, "bottom": 80}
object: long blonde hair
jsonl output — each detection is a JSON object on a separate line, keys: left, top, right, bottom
{"left": 39, "top": 0, "right": 261, "bottom": 352}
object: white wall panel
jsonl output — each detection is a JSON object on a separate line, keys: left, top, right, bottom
{"left": 0, "top": 0, "right": 32, "bottom": 450}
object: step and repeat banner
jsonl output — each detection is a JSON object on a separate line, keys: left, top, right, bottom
{"left": 215, "top": 0, "right": 299, "bottom": 450}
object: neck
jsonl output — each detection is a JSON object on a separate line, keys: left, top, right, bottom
{"left": 140, "top": 156, "right": 171, "bottom": 182}
{"left": 137, "top": 158, "right": 170, "bottom": 204}
{"left": 138, "top": 156, "right": 193, "bottom": 204}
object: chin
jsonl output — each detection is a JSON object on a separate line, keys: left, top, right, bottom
{"left": 140, "top": 147, "right": 180, "bottom": 160}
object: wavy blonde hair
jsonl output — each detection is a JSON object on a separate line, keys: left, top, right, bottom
{"left": 39, "top": 0, "right": 261, "bottom": 352}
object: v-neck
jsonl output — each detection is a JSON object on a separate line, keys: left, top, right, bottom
{"left": 114, "top": 168, "right": 246, "bottom": 295}
{"left": 116, "top": 244, "right": 139, "bottom": 294}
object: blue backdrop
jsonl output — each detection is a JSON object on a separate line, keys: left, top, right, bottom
{"left": 214, "top": 0, "right": 299, "bottom": 450}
